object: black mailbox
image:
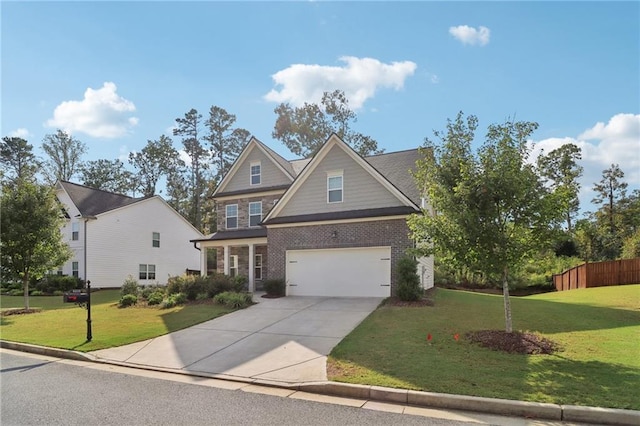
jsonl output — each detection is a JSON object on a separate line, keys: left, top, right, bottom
{"left": 63, "top": 292, "right": 89, "bottom": 304}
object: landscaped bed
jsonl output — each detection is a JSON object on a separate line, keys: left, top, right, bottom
{"left": 328, "top": 284, "right": 640, "bottom": 410}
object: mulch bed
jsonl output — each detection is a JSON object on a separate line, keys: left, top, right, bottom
{"left": 466, "top": 330, "right": 560, "bottom": 355}
{"left": 1, "top": 308, "right": 43, "bottom": 316}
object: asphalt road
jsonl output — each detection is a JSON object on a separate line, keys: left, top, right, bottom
{"left": 0, "top": 350, "right": 477, "bottom": 426}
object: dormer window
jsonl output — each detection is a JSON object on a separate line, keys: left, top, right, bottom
{"left": 250, "top": 162, "right": 261, "bottom": 185}
{"left": 327, "top": 171, "right": 343, "bottom": 203}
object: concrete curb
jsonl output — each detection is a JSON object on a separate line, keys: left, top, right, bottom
{"left": 2, "top": 340, "right": 638, "bottom": 425}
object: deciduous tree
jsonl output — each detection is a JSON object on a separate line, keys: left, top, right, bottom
{"left": 272, "top": 90, "right": 382, "bottom": 157}
{"left": 41, "top": 130, "right": 87, "bottom": 184}
{"left": 129, "top": 135, "right": 182, "bottom": 197}
{"left": 80, "top": 159, "right": 134, "bottom": 194}
{"left": 1, "top": 181, "right": 72, "bottom": 309}
{"left": 408, "top": 112, "right": 559, "bottom": 332}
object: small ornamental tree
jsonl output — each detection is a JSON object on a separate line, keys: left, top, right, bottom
{"left": 409, "top": 112, "right": 560, "bottom": 332}
{"left": 395, "top": 256, "right": 422, "bottom": 301}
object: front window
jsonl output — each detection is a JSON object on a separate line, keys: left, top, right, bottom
{"left": 254, "top": 254, "right": 262, "bottom": 280}
{"left": 226, "top": 204, "right": 238, "bottom": 229}
{"left": 139, "top": 264, "right": 156, "bottom": 280}
{"left": 229, "top": 255, "right": 238, "bottom": 277}
{"left": 72, "top": 222, "right": 79, "bottom": 241}
{"left": 250, "top": 162, "right": 261, "bottom": 185}
{"left": 249, "top": 201, "right": 262, "bottom": 227}
{"left": 152, "top": 232, "right": 160, "bottom": 248}
{"left": 72, "top": 261, "right": 79, "bottom": 278}
{"left": 327, "top": 173, "right": 343, "bottom": 203}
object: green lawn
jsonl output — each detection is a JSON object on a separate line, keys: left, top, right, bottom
{"left": 328, "top": 285, "right": 640, "bottom": 410}
{"left": 0, "top": 290, "right": 235, "bottom": 351}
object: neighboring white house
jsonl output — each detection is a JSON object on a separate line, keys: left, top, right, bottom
{"left": 56, "top": 181, "right": 203, "bottom": 288}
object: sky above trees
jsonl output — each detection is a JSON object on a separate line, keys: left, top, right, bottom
{"left": 2, "top": 1, "right": 638, "bottom": 214}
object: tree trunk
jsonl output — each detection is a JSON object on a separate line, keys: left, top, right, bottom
{"left": 502, "top": 266, "right": 512, "bottom": 333}
{"left": 23, "top": 273, "right": 30, "bottom": 310}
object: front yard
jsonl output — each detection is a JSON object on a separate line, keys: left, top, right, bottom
{"left": 0, "top": 289, "right": 235, "bottom": 351}
{"left": 328, "top": 285, "right": 640, "bottom": 410}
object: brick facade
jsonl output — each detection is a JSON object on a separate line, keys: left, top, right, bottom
{"left": 217, "top": 195, "right": 281, "bottom": 231}
{"left": 266, "top": 218, "right": 413, "bottom": 296}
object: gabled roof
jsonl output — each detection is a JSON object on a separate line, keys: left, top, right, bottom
{"left": 56, "top": 181, "right": 143, "bottom": 217}
{"left": 263, "top": 134, "right": 420, "bottom": 224}
{"left": 214, "top": 137, "right": 295, "bottom": 197}
{"left": 366, "top": 149, "right": 421, "bottom": 205}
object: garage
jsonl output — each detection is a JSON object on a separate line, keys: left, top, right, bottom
{"left": 285, "top": 247, "right": 391, "bottom": 297}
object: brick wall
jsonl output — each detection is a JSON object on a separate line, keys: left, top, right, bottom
{"left": 216, "top": 195, "right": 281, "bottom": 231}
{"left": 267, "top": 218, "right": 413, "bottom": 295}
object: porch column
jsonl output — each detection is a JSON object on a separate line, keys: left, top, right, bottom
{"left": 248, "top": 243, "right": 255, "bottom": 293}
{"left": 200, "top": 245, "right": 207, "bottom": 277}
{"left": 223, "top": 245, "right": 230, "bottom": 275}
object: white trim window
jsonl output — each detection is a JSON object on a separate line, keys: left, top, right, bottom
{"left": 226, "top": 204, "right": 238, "bottom": 229}
{"left": 152, "top": 232, "right": 160, "bottom": 248}
{"left": 72, "top": 222, "right": 79, "bottom": 241}
{"left": 250, "top": 161, "right": 261, "bottom": 185}
{"left": 327, "top": 172, "right": 343, "bottom": 203}
{"left": 72, "top": 261, "right": 79, "bottom": 278}
{"left": 139, "top": 264, "right": 156, "bottom": 280}
{"left": 229, "top": 255, "right": 238, "bottom": 277}
{"left": 254, "top": 254, "right": 263, "bottom": 280}
{"left": 249, "top": 201, "right": 262, "bottom": 227}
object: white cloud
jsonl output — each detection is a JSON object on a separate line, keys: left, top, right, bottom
{"left": 531, "top": 113, "right": 640, "bottom": 213}
{"left": 264, "top": 56, "right": 417, "bottom": 109}
{"left": 449, "top": 25, "right": 491, "bottom": 46}
{"left": 46, "top": 82, "right": 138, "bottom": 138}
{"left": 8, "top": 128, "right": 31, "bottom": 138}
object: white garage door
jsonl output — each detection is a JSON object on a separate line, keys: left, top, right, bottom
{"left": 286, "top": 247, "right": 391, "bottom": 297}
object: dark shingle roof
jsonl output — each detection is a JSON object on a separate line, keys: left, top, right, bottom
{"left": 365, "top": 149, "right": 421, "bottom": 205}
{"left": 191, "top": 228, "right": 267, "bottom": 243}
{"left": 262, "top": 206, "right": 419, "bottom": 225}
{"left": 58, "top": 181, "right": 143, "bottom": 217}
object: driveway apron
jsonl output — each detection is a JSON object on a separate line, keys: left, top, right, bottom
{"left": 91, "top": 296, "right": 382, "bottom": 384}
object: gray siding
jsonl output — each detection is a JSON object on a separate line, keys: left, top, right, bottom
{"left": 223, "top": 146, "right": 292, "bottom": 193}
{"left": 278, "top": 145, "right": 404, "bottom": 217}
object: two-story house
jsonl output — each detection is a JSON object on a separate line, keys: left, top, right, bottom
{"left": 56, "top": 181, "right": 203, "bottom": 288}
{"left": 192, "top": 134, "right": 433, "bottom": 297}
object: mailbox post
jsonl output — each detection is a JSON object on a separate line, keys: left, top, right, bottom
{"left": 62, "top": 281, "right": 92, "bottom": 341}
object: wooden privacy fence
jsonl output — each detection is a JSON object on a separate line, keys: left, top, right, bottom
{"left": 553, "top": 258, "right": 640, "bottom": 291}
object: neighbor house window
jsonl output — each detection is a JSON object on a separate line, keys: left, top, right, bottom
{"left": 249, "top": 201, "right": 262, "bottom": 227}
{"left": 139, "top": 264, "right": 156, "bottom": 280}
{"left": 229, "top": 255, "right": 238, "bottom": 277}
{"left": 250, "top": 162, "right": 261, "bottom": 185}
{"left": 327, "top": 172, "right": 343, "bottom": 203}
{"left": 57, "top": 267, "right": 63, "bottom": 276}
{"left": 152, "top": 232, "right": 160, "bottom": 248}
{"left": 254, "top": 254, "right": 262, "bottom": 280}
{"left": 72, "top": 262, "right": 79, "bottom": 278}
{"left": 72, "top": 222, "right": 79, "bottom": 241}
{"left": 226, "top": 204, "right": 238, "bottom": 229}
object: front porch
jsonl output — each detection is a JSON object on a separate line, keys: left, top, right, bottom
{"left": 194, "top": 229, "right": 268, "bottom": 293}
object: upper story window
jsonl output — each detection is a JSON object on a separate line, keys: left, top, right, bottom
{"left": 249, "top": 201, "right": 262, "bottom": 227}
{"left": 226, "top": 204, "right": 238, "bottom": 229}
{"left": 327, "top": 171, "right": 343, "bottom": 203}
{"left": 72, "top": 222, "right": 79, "bottom": 241}
{"left": 152, "top": 232, "right": 160, "bottom": 248}
{"left": 250, "top": 162, "right": 261, "bottom": 185}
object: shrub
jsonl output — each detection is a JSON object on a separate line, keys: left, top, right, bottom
{"left": 214, "top": 291, "right": 253, "bottom": 309}
{"left": 232, "top": 275, "right": 248, "bottom": 292}
{"left": 160, "top": 292, "right": 187, "bottom": 309}
{"left": 166, "top": 275, "right": 184, "bottom": 295}
{"left": 204, "top": 273, "right": 234, "bottom": 297}
{"left": 396, "top": 256, "right": 422, "bottom": 301}
{"left": 119, "top": 294, "right": 138, "bottom": 307}
{"left": 167, "top": 275, "right": 206, "bottom": 300}
{"left": 30, "top": 290, "right": 44, "bottom": 296}
{"left": 9, "top": 289, "right": 22, "bottom": 296}
{"left": 172, "top": 292, "right": 187, "bottom": 305}
{"left": 146, "top": 291, "right": 164, "bottom": 306}
{"left": 263, "top": 279, "right": 285, "bottom": 297}
{"left": 52, "top": 290, "right": 64, "bottom": 296}
{"left": 34, "top": 275, "right": 83, "bottom": 294}
{"left": 141, "top": 285, "right": 165, "bottom": 299}
{"left": 121, "top": 276, "right": 140, "bottom": 297}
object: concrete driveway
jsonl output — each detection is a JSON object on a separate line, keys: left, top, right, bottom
{"left": 91, "top": 295, "right": 382, "bottom": 384}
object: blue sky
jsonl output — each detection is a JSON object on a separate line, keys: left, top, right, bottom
{"left": 2, "top": 1, "right": 639, "bottom": 214}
